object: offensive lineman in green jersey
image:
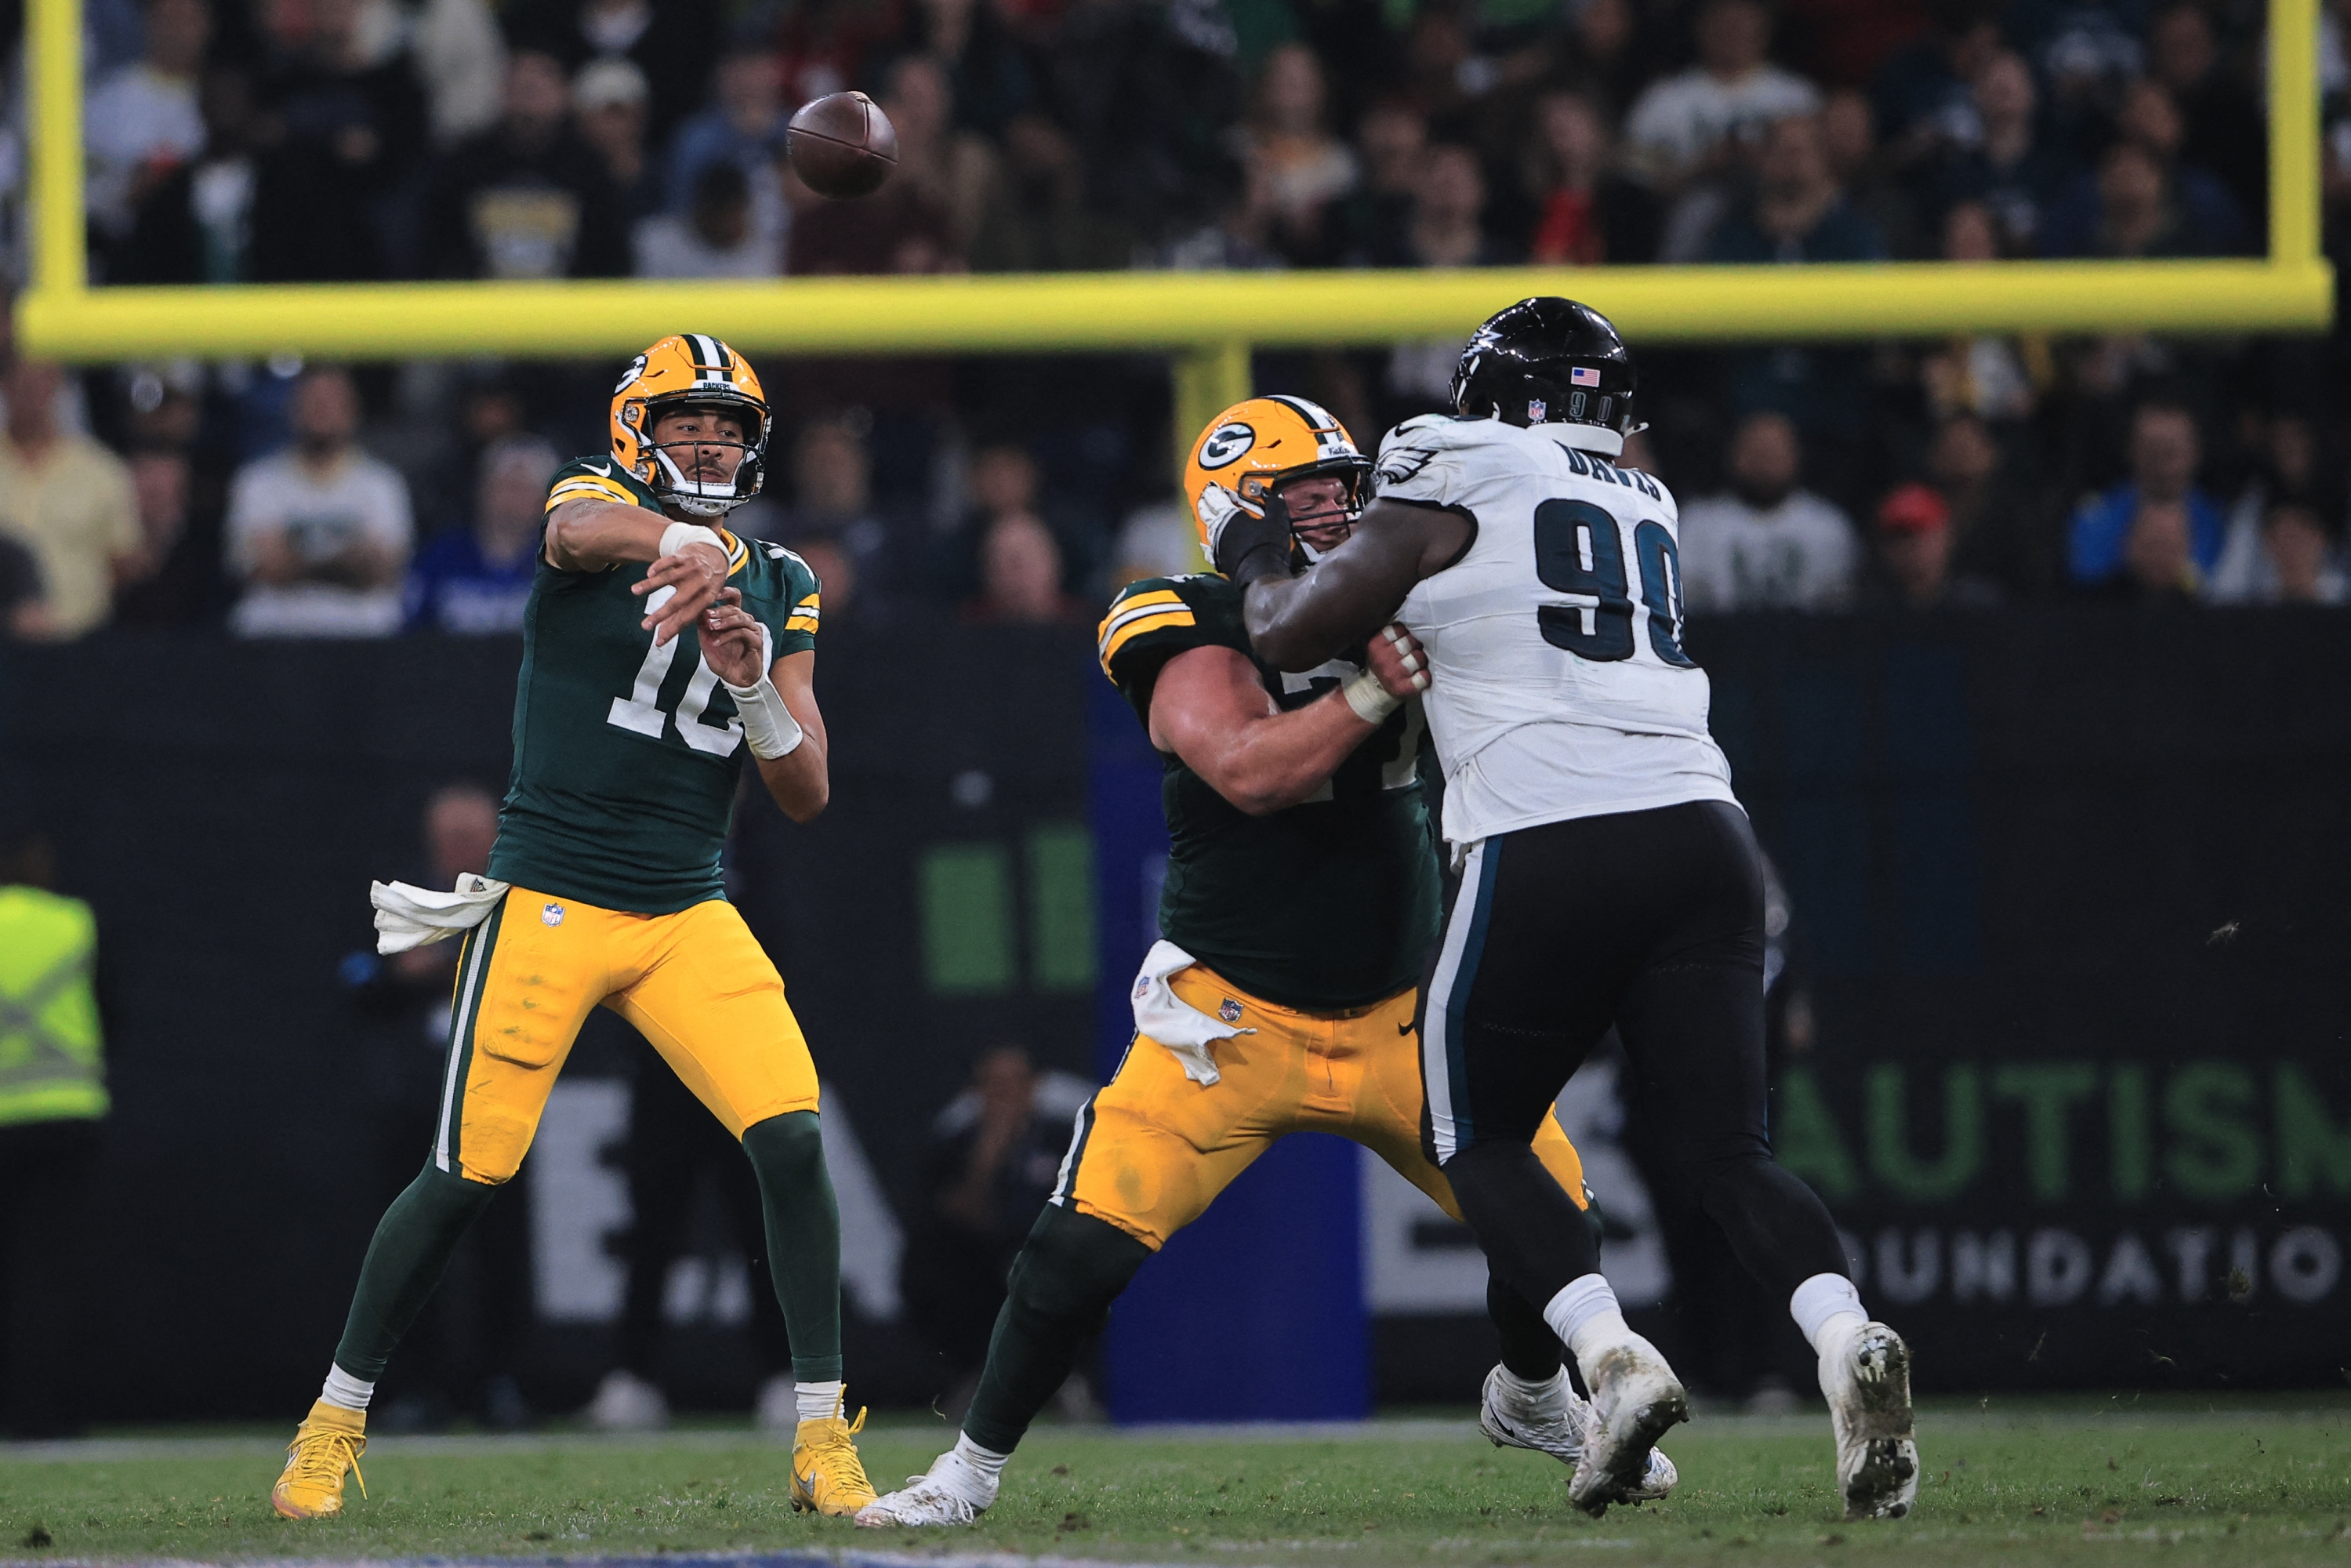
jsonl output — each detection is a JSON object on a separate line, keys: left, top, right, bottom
{"left": 271, "top": 335, "right": 876, "bottom": 1520}
{"left": 858, "top": 397, "right": 1674, "bottom": 1527}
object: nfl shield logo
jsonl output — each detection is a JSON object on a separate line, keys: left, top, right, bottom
{"left": 1526, "top": 398, "right": 1547, "bottom": 423}
{"left": 542, "top": 902, "right": 565, "bottom": 927}
{"left": 1218, "top": 998, "right": 1243, "bottom": 1024}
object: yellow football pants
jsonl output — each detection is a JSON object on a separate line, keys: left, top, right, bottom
{"left": 430, "top": 885, "right": 818, "bottom": 1185}
{"left": 1058, "top": 963, "right": 1587, "bottom": 1249}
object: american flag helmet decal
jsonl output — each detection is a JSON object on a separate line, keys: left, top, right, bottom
{"left": 1570, "top": 366, "right": 1603, "bottom": 386}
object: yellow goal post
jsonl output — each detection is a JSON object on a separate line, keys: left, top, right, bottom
{"left": 13, "top": 0, "right": 2332, "bottom": 466}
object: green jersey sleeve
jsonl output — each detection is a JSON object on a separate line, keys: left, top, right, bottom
{"left": 545, "top": 456, "right": 662, "bottom": 517}
{"left": 1096, "top": 574, "right": 1246, "bottom": 728}
{"left": 735, "top": 537, "right": 822, "bottom": 657}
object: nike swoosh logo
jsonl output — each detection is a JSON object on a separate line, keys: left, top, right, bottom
{"left": 1397, "top": 1021, "right": 1417, "bottom": 1036}
{"left": 585, "top": 460, "right": 612, "bottom": 477}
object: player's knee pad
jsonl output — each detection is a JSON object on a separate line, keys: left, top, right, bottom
{"left": 1004, "top": 1203, "right": 1151, "bottom": 1335}
{"left": 740, "top": 1110, "right": 825, "bottom": 1189}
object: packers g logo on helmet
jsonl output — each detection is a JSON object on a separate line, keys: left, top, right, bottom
{"left": 1182, "top": 395, "right": 1373, "bottom": 563}
{"left": 610, "top": 333, "right": 771, "bottom": 517}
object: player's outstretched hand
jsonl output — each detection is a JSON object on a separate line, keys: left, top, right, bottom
{"left": 1366, "top": 623, "right": 1431, "bottom": 700}
{"left": 700, "top": 592, "right": 769, "bottom": 686}
{"left": 634, "top": 540, "right": 732, "bottom": 645}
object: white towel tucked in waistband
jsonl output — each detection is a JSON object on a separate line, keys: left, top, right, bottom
{"left": 1129, "top": 938, "right": 1254, "bottom": 1087}
{"left": 370, "top": 873, "right": 512, "bottom": 955}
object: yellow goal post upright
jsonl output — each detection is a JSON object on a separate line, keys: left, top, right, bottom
{"left": 16, "top": 0, "right": 2331, "bottom": 477}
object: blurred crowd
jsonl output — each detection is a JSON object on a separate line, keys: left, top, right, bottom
{"left": 0, "top": 0, "right": 2347, "bottom": 641}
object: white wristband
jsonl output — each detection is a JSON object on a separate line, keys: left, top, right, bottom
{"left": 1341, "top": 668, "right": 1402, "bottom": 725}
{"left": 659, "top": 521, "right": 724, "bottom": 559}
{"left": 726, "top": 674, "right": 806, "bottom": 759}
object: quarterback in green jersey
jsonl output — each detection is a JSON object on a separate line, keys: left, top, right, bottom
{"left": 273, "top": 335, "right": 875, "bottom": 1522}
{"left": 860, "top": 397, "right": 1672, "bottom": 1528}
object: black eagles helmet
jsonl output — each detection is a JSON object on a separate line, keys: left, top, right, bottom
{"left": 1449, "top": 297, "right": 1638, "bottom": 435}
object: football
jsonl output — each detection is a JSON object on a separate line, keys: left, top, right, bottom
{"left": 785, "top": 90, "right": 898, "bottom": 199}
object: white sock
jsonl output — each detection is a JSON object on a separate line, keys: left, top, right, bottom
{"left": 1543, "top": 1272, "right": 1631, "bottom": 1365}
{"left": 950, "top": 1432, "right": 1010, "bottom": 1484}
{"left": 1790, "top": 1272, "right": 1869, "bottom": 1356}
{"left": 1494, "top": 1366, "right": 1566, "bottom": 1409}
{"left": 321, "top": 1364, "right": 374, "bottom": 1413}
{"left": 795, "top": 1379, "right": 845, "bottom": 1422}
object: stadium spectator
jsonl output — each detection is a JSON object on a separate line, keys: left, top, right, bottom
{"left": 2149, "top": 1, "right": 2265, "bottom": 223}
{"left": 407, "top": 437, "right": 561, "bottom": 633}
{"left": 248, "top": 0, "right": 430, "bottom": 281}
{"left": 2210, "top": 493, "right": 2349, "bottom": 605}
{"left": 1926, "top": 412, "right": 2054, "bottom": 598}
{"left": 880, "top": 54, "right": 1000, "bottom": 263}
{"left": 85, "top": 0, "right": 210, "bottom": 248}
{"left": 110, "top": 448, "right": 215, "bottom": 630}
{"left": 1334, "top": 100, "right": 1426, "bottom": 262}
{"left": 898, "top": 1045, "right": 1075, "bottom": 1417}
{"left": 1707, "top": 111, "right": 1885, "bottom": 263}
{"left": 666, "top": 48, "right": 793, "bottom": 278}
{"left": 116, "top": 64, "right": 263, "bottom": 285}
{"left": 1915, "top": 202, "right": 2048, "bottom": 425}
{"left": 575, "top": 57, "right": 661, "bottom": 223}
{"left": 408, "top": 0, "right": 509, "bottom": 147}
{"left": 2069, "top": 400, "right": 2229, "bottom": 597}
{"left": 912, "top": 0, "right": 1036, "bottom": 140}
{"left": 1108, "top": 495, "right": 1198, "bottom": 588}
{"left": 634, "top": 162, "right": 777, "bottom": 277}
{"left": 1622, "top": 0, "right": 1819, "bottom": 195}
{"left": 2041, "top": 125, "right": 2248, "bottom": 262}
{"left": 1511, "top": 92, "right": 1661, "bottom": 265}
{"left": 0, "top": 538, "right": 53, "bottom": 641}
{"left": 223, "top": 366, "right": 414, "bottom": 637}
{"left": 1920, "top": 49, "right": 2070, "bottom": 257}
{"left": 1355, "top": 143, "right": 1511, "bottom": 267}
{"left": 0, "top": 361, "right": 145, "bottom": 640}
{"left": 504, "top": 0, "right": 720, "bottom": 150}
{"left": 1820, "top": 88, "right": 1917, "bottom": 258}
{"left": 422, "top": 49, "right": 631, "bottom": 279}
{"left": 969, "top": 111, "right": 1134, "bottom": 273}
{"left": 1547, "top": 0, "right": 1642, "bottom": 123}
{"left": 1678, "top": 411, "right": 1860, "bottom": 612}
{"left": 1856, "top": 481, "right": 2004, "bottom": 610}
{"left": 1869, "top": 0, "right": 2002, "bottom": 166}
{"left": 964, "top": 510, "right": 1083, "bottom": 624}
{"left": 766, "top": 416, "right": 890, "bottom": 623}
{"left": 1235, "top": 44, "right": 1358, "bottom": 266}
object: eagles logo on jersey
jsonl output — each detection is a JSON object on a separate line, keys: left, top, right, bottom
{"left": 1182, "top": 395, "right": 1374, "bottom": 561}
{"left": 609, "top": 333, "right": 771, "bottom": 517}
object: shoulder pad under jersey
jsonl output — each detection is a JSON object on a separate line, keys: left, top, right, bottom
{"left": 1097, "top": 574, "right": 1246, "bottom": 727}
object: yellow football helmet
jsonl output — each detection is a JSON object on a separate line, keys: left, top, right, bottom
{"left": 611, "top": 333, "right": 771, "bottom": 517}
{"left": 1183, "top": 395, "right": 1373, "bottom": 562}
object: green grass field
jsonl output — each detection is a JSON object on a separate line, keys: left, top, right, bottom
{"left": 3, "top": 1398, "right": 2346, "bottom": 1567}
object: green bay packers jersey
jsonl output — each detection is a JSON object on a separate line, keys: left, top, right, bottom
{"left": 1098, "top": 573, "right": 1439, "bottom": 1011}
{"left": 486, "top": 457, "right": 822, "bottom": 914}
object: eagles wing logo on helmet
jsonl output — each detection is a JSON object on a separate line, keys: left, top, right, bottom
{"left": 1198, "top": 423, "right": 1257, "bottom": 469}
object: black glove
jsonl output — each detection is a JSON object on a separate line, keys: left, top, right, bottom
{"left": 1213, "top": 491, "right": 1295, "bottom": 589}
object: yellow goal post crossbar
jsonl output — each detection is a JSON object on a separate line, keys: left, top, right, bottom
{"left": 13, "top": 0, "right": 2333, "bottom": 462}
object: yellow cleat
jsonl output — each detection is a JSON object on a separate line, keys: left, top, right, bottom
{"left": 270, "top": 1399, "right": 368, "bottom": 1519}
{"left": 790, "top": 1396, "right": 876, "bottom": 1517}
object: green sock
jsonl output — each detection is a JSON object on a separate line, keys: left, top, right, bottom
{"left": 332, "top": 1163, "right": 498, "bottom": 1381}
{"left": 963, "top": 1204, "right": 1150, "bottom": 1455}
{"left": 741, "top": 1111, "right": 844, "bottom": 1383}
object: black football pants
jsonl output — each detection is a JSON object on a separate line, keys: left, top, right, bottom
{"left": 1420, "top": 800, "right": 1849, "bottom": 1322}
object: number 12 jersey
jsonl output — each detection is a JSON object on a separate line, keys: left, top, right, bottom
{"left": 486, "top": 456, "right": 822, "bottom": 914}
{"left": 1377, "top": 415, "right": 1736, "bottom": 845}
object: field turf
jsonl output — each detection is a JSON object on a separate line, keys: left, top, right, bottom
{"left": 2, "top": 1398, "right": 2346, "bottom": 1567}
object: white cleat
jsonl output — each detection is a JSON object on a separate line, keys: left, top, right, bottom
{"left": 854, "top": 1450, "right": 996, "bottom": 1528}
{"left": 1822, "top": 1322, "right": 1918, "bottom": 1521}
{"left": 583, "top": 1369, "right": 669, "bottom": 1433}
{"left": 1479, "top": 1366, "right": 1677, "bottom": 1501}
{"left": 1566, "top": 1341, "right": 1689, "bottom": 1517}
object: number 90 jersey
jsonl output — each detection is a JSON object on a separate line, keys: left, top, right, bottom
{"left": 1378, "top": 415, "right": 1736, "bottom": 845}
{"left": 484, "top": 456, "right": 821, "bottom": 915}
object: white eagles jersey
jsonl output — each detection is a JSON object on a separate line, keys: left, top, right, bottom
{"left": 1380, "top": 414, "right": 1737, "bottom": 844}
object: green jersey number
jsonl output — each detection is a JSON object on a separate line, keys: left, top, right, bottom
{"left": 608, "top": 623, "right": 744, "bottom": 757}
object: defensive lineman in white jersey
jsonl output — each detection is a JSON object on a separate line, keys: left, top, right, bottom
{"left": 1215, "top": 299, "right": 1918, "bottom": 1523}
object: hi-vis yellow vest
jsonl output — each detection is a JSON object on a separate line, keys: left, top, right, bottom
{"left": 0, "top": 885, "right": 108, "bottom": 1126}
